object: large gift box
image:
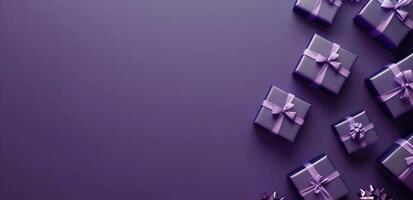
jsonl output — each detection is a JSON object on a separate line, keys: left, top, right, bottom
{"left": 288, "top": 154, "right": 349, "bottom": 200}
{"left": 365, "top": 53, "right": 413, "bottom": 119}
{"left": 293, "top": 34, "right": 358, "bottom": 95}
{"left": 293, "top": 0, "right": 342, "bottom": 25}
{"left": 254, "top": 86, "right": 311, "bottom": 142}
{"left": 333, "top": 110, "right": 378, "bottom": 154}
{"left": 377, "top": 133, "right": 413, "bottom": 191}
{"left": 354, "top": 0, "right": 413, "bottom": 49}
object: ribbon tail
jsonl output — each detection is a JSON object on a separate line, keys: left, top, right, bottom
{"left": 370, "top": 12, "right": 395, "bottom": 37}
{"left": 320, "top": 187, "right": 333, "bottom": 200}
{"left": 272, "top": 115, "right": 284, "bottom": 134}
{"left": 309, "top": 0, "right": 322, "bottom": 19}
{"left": 378, "top": 87, "right": 403, "bottom": 102}
{"left": 313, "top": 64, "right": 329, "bottom": 87}
{"left": 398, "top": 167, "right": 413, "bottom": 181}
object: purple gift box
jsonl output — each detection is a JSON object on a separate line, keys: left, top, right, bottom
{"left": 293, "top": 0, "right": 342, "bottom": 25}
{"left": 288, "top": 154, "right": 349, "bottom": 200}
{"left": 333, "top": 110, "right": 378, "bottom": 154}
{"left": 354, "top": 0, "right": 413, "bottom": 49}
{"left": 365, "top": 53, "right": 413, "bottom": 119}
{"left": 293, "top": 34, "right": 357, "bottom": 95}
{"left": 377, "top": 133, "right": 413, "bottom": 191}
{"left": 254, "top": 86, "right": 311, "bottom": 142}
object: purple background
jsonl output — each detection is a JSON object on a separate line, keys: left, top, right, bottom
{"left": 0, "top": 0, "right": 412, "bottom": 199}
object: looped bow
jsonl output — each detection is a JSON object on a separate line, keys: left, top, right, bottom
{"left": 379, "top": 67, "right": 413, "bottom": 106}
{"left": 309, "top": 175, "right": 330, "bottom": 195}
{"left": 299, "top": 163, "right": 340, "bottom": 200}
{"left": 395, "top": 139, "right": 413, "bottom": 181}
{"left": 260, "top": 192, "right": 285, "bottom": 200}
{"left": 381, "top": 0, "right": 412, "bottom": 21}
{"left": 272, "top": 101, "right": 297, "bottom": 121}
{"left": 315, "top": 51, "right": 342, "bottom": 71}
{"left": 349, "top": 122, "right": 367, "bottom": 142}
{"left": 359, "top": 185, "right": 392, "bottom": 200}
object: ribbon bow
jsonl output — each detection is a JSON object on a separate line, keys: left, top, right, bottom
{"left": 395, "top": 139, "right": 413, "bottom": 181}
{"left": 309, "top": 0, "right": 342, "bottom": 19}
{"left": 359, "top": 185, "right": 392, "bottom": 200}
{"left": 299, "top": 163, "right": 340, "bottom": 200}
{"left": 262, "top": 93, "right": 304, "bottom": 134}
{"left": 379, "top": 64, "right": 413, "bottom": 106}
{"left": 303, "top": 43, "right": 350, "bottom": 87}
{"left": 370, "top": 0, "right": 413, "bottom": 37}
{"left": 260, "top": 192, "right": 285, "bottom": 200}
{"left": 340, "top": 116, "right": 374, "bottom": 148}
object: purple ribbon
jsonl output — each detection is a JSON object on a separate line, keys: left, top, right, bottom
{"left": 340, "top": 116, "right": 374, "bottom": 148}
{"left": 309, "top": 0, "right": 342, "bottom": 19}
{"left": 262, "top": 93, "right": 304, "bottom": 134}
{"left": 299, "top": 163, "right": 340, "bottom": 200}
{"left": 303, "top": 43, "right": 350, "bottom": 86}
{"left": 370, "top": 0, "right": 413, "bottom": 37}
{"left": 359, "top": 185, "right": 390, "bottom": 200}
{"left": 395, "top": 139, "right": 413, "bottom": 181}
{"left": 378, "top": 64, "right": 413, "bottom": 106}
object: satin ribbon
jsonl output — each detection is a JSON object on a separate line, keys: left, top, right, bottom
{"left": 309, "top": 0, "right": 342, "bottom": 19}
{"left": 378, "top": 64, "right": 413, "bottom": 106}
{"left": 262, "top": 94, "right": 304, "bottom": 134}
{"left": 260, "top": 192, "right": 285, "bottom": 200}
{"left": 370, "top": 0, "right": 413, "bottom": 37}
{"left": 395, "top": 139, "right": 413, "bottom": 181}
{"left": 359, "top": 185, "right": 390, "bottom": 200}
{"left": 340, "top": 116, "right": 374, "bottom": 148}
{"left": 303, "top": 43, "right": 350, "bottom": 86}
{"left": 299, "top": 163, "right": 340, "bottom": 200}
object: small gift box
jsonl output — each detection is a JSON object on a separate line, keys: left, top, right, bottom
{"left": 288, "top": 154, "right": 349, "bottom": 200}
{"left": 333, "top": 110, "right": 378, "bottom": 154}
{"left": 293, "top": 34, "right": 358, "bottom": 95}
{"left": 377, "top": 133, "right": 413, "bottom": 191}
{"left": 354, "top": 0, "right": 413, "bottom": 49}
{"left": 365, "top": 53, "right": 413, "bottom": 119}
{"left": 293, "top": 0, "right": 342, "bottom": 25}
{"left": 254, "top": 86, "right": 311, "bottom": 142}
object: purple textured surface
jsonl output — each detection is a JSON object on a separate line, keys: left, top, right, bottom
{"left": 0, "top": 0, "right": 412, "bottom": 199}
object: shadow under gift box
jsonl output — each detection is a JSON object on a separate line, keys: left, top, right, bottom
{"left": 293, "top": 0, "right": 342, "bottom": 25}
{"left": 377, "top": 133, "right": 413, "bottom": 191}
{"left": 254, "top": 86, "right": 311, "bottom": 143}
{"left": 365, "top": 53, "right": 413, "bottom": 119}
{"left": 354, "top": 0, "right": 413, "bottom": 49}
{"left": 293, "top": 34, "right": 358, "bottom": 95}
{"left": 288, "top": 154, "right": 349, "bottom": 200}
{"left": 332, "top": 110, "right": 379, "bottom": 155}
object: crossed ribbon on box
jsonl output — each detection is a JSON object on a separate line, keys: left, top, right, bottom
{"left": 262, "top": 93, "right": 304, "bottom": 134}
{"left": 395, "top": 139, "right": 413, "bottom": 181}
{"left": 309, "top": 0, "right": 342, "bottom": 19}
{"left": 378, "top": 64, "right": 413, "bottom": 106}
{"left": 371, "top": 0, "right": 413, "bottom": 37}
{"left": 340, "top": 117, "right": 375, "bottom": 148}
{"left": 299, "top": 163, "right": 340, "bottom": 200}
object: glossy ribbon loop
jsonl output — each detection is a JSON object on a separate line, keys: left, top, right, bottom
{"left": 378, "top": 64, "right": 413, "bottom": 106}
{"left": 262, "top": 93, "right": 304, "bottom": 134}
{"left": 303, "top": 43, "right": 350, "bottom": 86}
{"left": 340, "top": 116, "right": 374, "bottom": 148}
{"left": 309, "top": 0, "right": 342, "bottom": 19}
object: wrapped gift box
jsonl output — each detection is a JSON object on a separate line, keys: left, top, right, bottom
{"left": 333, "top": 110, "right": 378, "bottom": 154}
{"left": 293, "top": 34, "right": 358, "bottom": 95}
{"left": 377, "top": 133, "right": 413, "bottom": 191}
{"left": 365, "top": 53, "right": 413, "bottom": 118}
{"left": 293, "top": 0, "right": 342, "bottom": 25}
{"left": 354, "top": 0, "right": 413, "bottom": 49}
{"left": 288, "top": 154, "right": 349, "bottom": 200}
{"left": 254, "top": 86, "right": 311, "bottom": 142}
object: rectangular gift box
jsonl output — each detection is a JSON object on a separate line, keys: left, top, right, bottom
{"left": 254, "top": 86, "right": 311, "bottom": 142}
{"left": 377, "top": 133, "right": 413, "bottom": 191}
{"left": 288, "top": 154, "right": 349, "bottom": 200}
{"left": 293, "top": 0, "right": 342, "bottom": 25}
{"left": 293, "top": 34, "right": 358, "bottom": 95}
{"left": 333, "top": 110, "right": 378, "bottom": 154}
{"left": 354, "top": 0, "right": 413, "bottom": 49}
{"left": 365, "top": 53, "right": 413, "bottom": 119}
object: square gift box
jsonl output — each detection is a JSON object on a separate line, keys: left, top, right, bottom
{"left": 254, "top": 86, "right": 311, "bottom": 142}
{"left": 377, "top": 133, "right": 413, "bottom": 191}
{"left": 293, "top": 0, "right": 342, "bottom": 25}
{"left": 354, "top": 0, "right": 413, "bottom": 49}
{"left": 333, "top": 110, "right": 378, "bottom": 154}
{"left": 288, "top": 154, "right": 349, "bottom": 200}
{"left": 365, "top": 53, "right": 413, "bottom": 119}
{"left": 293, "top": 34, "right": 358, "bottom": 95}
